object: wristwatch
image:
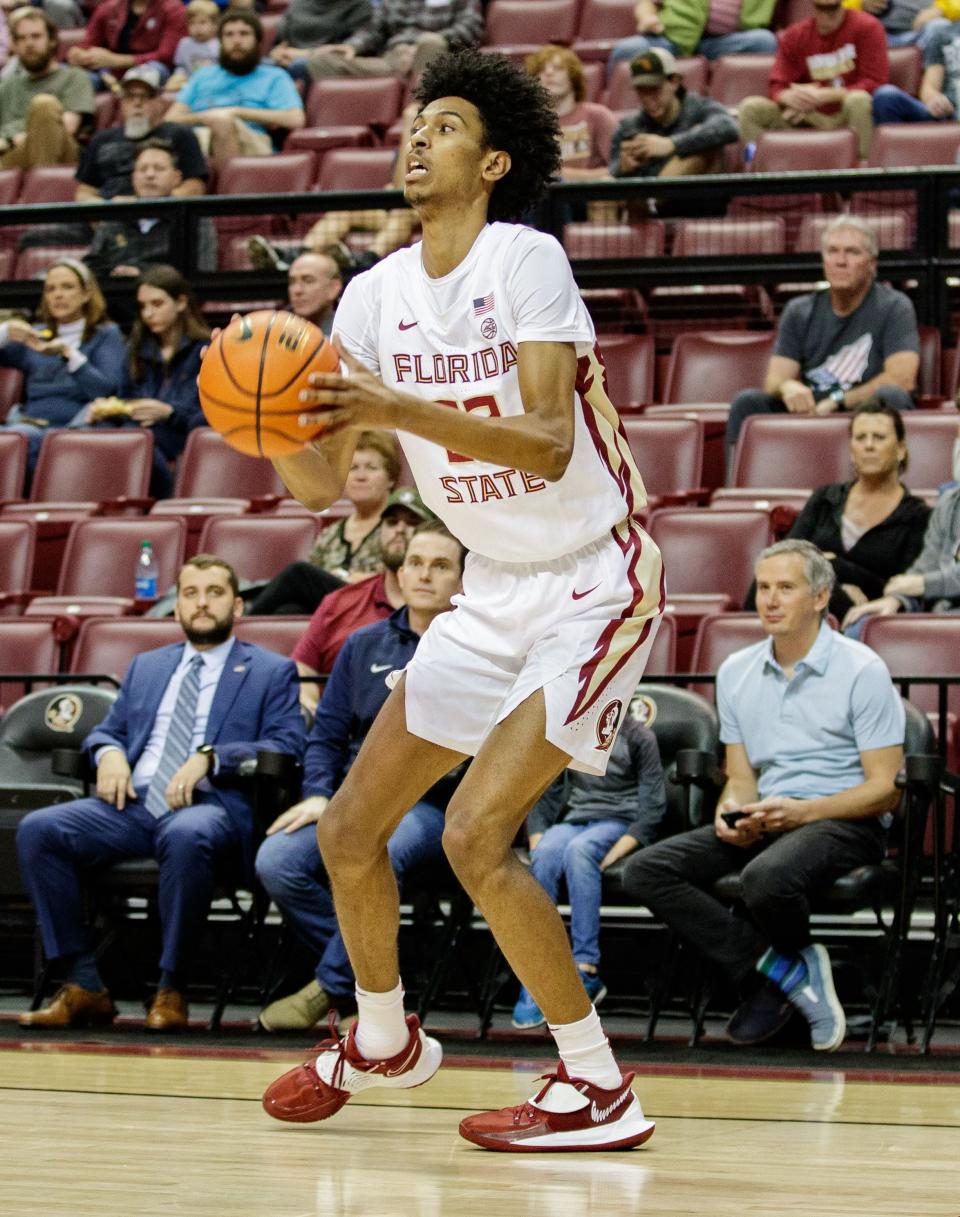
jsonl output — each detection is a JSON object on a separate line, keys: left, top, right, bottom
{"left": 196, "top": 744, "right": 216, "bottom": 774}
{"left": 828, "top": 386, "right": 846, "bottom": 409}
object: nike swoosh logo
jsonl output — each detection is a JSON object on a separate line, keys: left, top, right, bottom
{"left": 571, "top": 583, "right": 601, "bottom": 601}
{"left": 382, "top": 1039, "right": 420, "bottom": 1077}
{"left": 370, "top": 663, "right": 392, "bottom": 673}
{"left": 398, "top": 320, "right": 418, "bottom": 331}
{"left": 590, "top": 1088, "right": 631, "bottom": 1123}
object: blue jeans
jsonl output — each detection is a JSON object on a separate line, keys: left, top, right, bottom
{"left": 886, "top": 19, "right": 951, "bottom": 49}
{"left": 608, "top": 28, "right": 778, "bottom": 76}
{"left": 872, "top": 84, "right": 939, "bottom": 124}
{"left": 255, "top": 799, "right": 446, "bottom": 997}
{"left": 529, "top": 819, "right": 626, "bottom": 967}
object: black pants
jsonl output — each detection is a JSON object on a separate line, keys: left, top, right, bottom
{"left": 247, "top": 560, "right": 344, "bottom": 616}
{"left": 624, "top": 819, "right": 886, "bottom": 984}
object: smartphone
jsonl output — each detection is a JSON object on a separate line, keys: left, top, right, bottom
{"left": 721, "top": 809, "right": 747, "bottom": 828}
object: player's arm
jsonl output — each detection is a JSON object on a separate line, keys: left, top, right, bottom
{"left": 304, "top": 340, "right": 577, "bottom": 482}
{"left": 271, "top": 427, "right": 360, "bottom": 512}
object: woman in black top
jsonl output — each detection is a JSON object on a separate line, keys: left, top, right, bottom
{"left": 745, "top": 401, "right": 930, "bottom": 622}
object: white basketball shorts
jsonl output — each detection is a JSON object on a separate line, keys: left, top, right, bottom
{"left": 404, "top": 517, "right": 665, "bottom": 775}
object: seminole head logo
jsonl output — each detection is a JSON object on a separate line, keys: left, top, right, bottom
{"left": 596, "top": 699, "right": 623, "bottom": 750}
{"left": 45, "top": 692, "right": 83, "bottom": 733}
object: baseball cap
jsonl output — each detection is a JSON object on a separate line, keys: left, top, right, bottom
{"left": 121, "top": 65, "right": 163, "bottom": 94}
{"left": 381, "top": 487, "right": 434, "bottom": 523}
{"left": 630, "top": 48, "right": 679, "bottom": 87}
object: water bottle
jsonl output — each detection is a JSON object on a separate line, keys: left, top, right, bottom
{"left": 135, "top": 540, "right": 158, "bottom": 600}
{"left": 744, "top": 141, "right": 756, "bottom": 168}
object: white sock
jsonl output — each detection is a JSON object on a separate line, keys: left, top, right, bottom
{"left": 353, "top": 981, "right": 409, "bottom": 1061}
{"left": 549, "top": 1006, "right": 623, "bottom": 1090}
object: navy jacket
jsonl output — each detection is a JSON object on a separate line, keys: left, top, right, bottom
{"left": 85, "top": 638, "right": 306, "bottom": 872}
{"left": 0, "top": 323, "right": 125, "bottom": 425}
{"left": 119, "top": 333, "right": 206, "bottom": 460}
{"left": 304, "top": 607, "right": 458, "bottom": 808}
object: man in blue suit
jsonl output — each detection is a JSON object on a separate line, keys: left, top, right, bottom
{"left": 17, "top": 554, "right": 305, "bottom": 1031}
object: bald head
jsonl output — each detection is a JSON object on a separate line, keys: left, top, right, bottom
{"left": 288, "top": 252, "right": 342, "bottom": 324}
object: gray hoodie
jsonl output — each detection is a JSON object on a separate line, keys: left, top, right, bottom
{"left": 898, "top": 485, "right": 960, "bottom": 610}
{"left": 278, "top": 0, "right": 373, "bottom": 49}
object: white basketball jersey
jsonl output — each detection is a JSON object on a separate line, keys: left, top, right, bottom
{"left": 333, "top": 223, "right": 648, "bottom": 562}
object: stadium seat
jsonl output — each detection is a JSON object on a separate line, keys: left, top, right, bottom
{"left": 14, "top": 246, "right": 92, "bottom": 280}
{"left": 234, "top": 615, "right": 311, "bottom": 658}
{"left": 730, "top": 416, "right": 850, "bottom": 489}
{"left": 710, "top": 487, "right": 812, "bottom": 515}
{"left": 19, "top": 165, "right": 77, "bottom": 204}
{"left": 304, "top": 77, "right": 403, "bottom": 131}
{"left": 54, "top": 27, "right": 85, "bottom": 60}
{"left": 0, "top": 620, "right": 61, "bottom": 713}
{"left": 943, "top": 346, "right": 960, "bottom": 399}
{"left": 52, "top": 517, "right": 187, "bottom": 602}
{"left": 259, "top": 12, "right": 282, "bottom": 52}
{"left": 172, "top": 429, "right": 287, "bottom": 500}
{"left": 485, "top": 0, "right": 580, "bottom": 52}
{"left": 621, "top": 418, "right": 705, "bottom": 500}
{"left": 219, "top": 152, "right": 316, "bottom": 197}
{"left": 94, "top": 92, "right": 118, "bottom": 131}
{"left": 575, "top": 0, "right": 640, "bottom": 60}
{"left": 688, "top": 610, "right": 766, "bottom": 699}
{"left": 751, "top": 128, "right": 858, "bottom": 172}
{"left": 707, "top": 54, "right": 776, "bottom": 110}
{"left": 316, "top": 147, "right": 398, "bottom": 191}
{"left": 661, "top": 330, "right": 776, "bottom": 405}
{"left": 0, "top": 432, "right": 27, "bottom": 501}
{"left": 644, "top": 609, "right": 676, "bottom": 676}
{"left": 0, "top": 519, "right": 36, "bottom": 613}
{"left": 647, "top": 507, "right": 772, "bottom": 603}
{"left": 0, "top": 168, "right": 21, "bottom": 207}
{"left": 606, "top": 56, "right": 708, "bottom": 112}
{"left": 868, "top": 123, "right": 960, "bottom": 168}
{"left": 69, "top": 617, "right": 183, "bottom": 681}
{"left": 665, "top": 592, "right": 733, "bottom": 671}
{"left": 671, "top": 218, "right": 786, "bottom": 257}
{"left": 916, "top": 325, "right": 943, "bottom": 398}
{"left": 25, "top": 430, "right": 154, "bottom": 509}
{"left": 563, "top": 221, "right": 665, "bottom": 259}
{"left": 794, "top": 210, "right": 910, "bottom": 253}
{"left": 901, "top": 413, "right": 957, "bottom": 487}
{"left": 886, "top": 45, "right": 923, "bottom": 97}
{"left": 597, "top": 333, "right": 655, "bottom": 409}
{"left": 580, "top": 60, "right": 605, "bottom": 101}
{"left": 196, "top": 515, "right": 318, "bottom": 584}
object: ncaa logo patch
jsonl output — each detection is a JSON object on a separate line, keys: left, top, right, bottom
{"left": 45, "top": 692, "right": 83, "bottom": 733}
{"left": 628, "top": 692, "right": 657, "bottom": 728}
{"left": 596, "top": 699, "right": 622, "bottom": 750}
{"left": 480, "top": 317, "right": 497, "bottom": 340}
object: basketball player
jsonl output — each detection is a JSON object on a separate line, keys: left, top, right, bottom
{"left": 261, "top": 48, "right": 664, "bottom": 1152}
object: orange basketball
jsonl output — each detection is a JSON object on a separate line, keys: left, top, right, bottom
{"left": 198, "top": 310, "right": 340, "bottom": 457}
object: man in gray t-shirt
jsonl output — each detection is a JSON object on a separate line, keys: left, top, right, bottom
{"left": 726, "top": 215, "right": 919, "bottom": 462}
{"left": 872, "top": 18, "right": 960, "bottom": 120}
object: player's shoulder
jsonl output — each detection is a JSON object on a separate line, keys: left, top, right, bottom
{"left": 487, "top": 220, "right": 564, "bottom": 261}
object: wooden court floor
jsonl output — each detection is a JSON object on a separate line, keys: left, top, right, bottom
{"left": 2, "top": 1041, "right": 959, "bottom": 1217}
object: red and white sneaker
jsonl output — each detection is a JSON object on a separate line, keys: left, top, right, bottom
{"left": 262, "top": 1012, "right": 442, "bottom": 1124}
{"left": 459, "top": 1062, "right": 655, "bottom": 1152}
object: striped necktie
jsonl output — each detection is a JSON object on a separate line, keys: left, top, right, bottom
{"left": 145, "top": 654, "right": 204, "bottom": 819}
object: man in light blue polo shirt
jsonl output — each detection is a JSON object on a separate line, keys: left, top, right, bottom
{"left": 166, "top": 10, "right": 304, "bottom": 167}
{"left": 625, "top": 539, "right": 904, "bottom": 1052}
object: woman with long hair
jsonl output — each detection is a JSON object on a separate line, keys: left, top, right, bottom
{"left": 84, "top": 264, "right": 211, "bottom": 497}
{"left": 0, "top": 259, "right": 125, "bottom": 470}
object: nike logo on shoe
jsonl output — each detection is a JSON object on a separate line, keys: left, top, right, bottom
{"left": 381, "top": 1038, "right": 421, "bottom": 1077}
{"left": 398, "top": 320, "right": 418, "bottom": 330}
{"left": 590, "top": 1088, "right": 631, "bottom": 1124}
{"left": 370, "top": 663, "right": 392, "bottom": 673}
{"left": 571, "top": 583, "right": 600, "bottom": 601}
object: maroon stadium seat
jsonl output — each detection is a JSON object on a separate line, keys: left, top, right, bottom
{"left": 644, "top": 608, "right": 676, "bottom": 676}
{"left": 315, "top": 147, "right": 397, "bottom": 191}
{"left": 621, "top": 419, "right": 705, "bottom": 500}
{"left": 197, "top": 515, "right": 318, "bottom": 584}
{"left": 70, "top": 617, "right": 184, "bottom": 681}
{"left": 688, "top": 611, "right": 766, "bottom": 699}
{"left": 901, "top": 413, "right": 957, "bottom": 487}
{"left": 28, "top": 430, "right": 154, "bottom": 508}
{"left": 886, "top": 45, "right": 923, "bottom": 97}
{"left": 647, "top": 507, "right": 772, "bottom": 603}
{"left": 0, "top": 519, "right": 36, "bottom": 613}
{"left": 173, "top": 430, "right": 287, "bottom": 500}
{"left": 0, "top": 432, "right": 28, "bottom": 500}
{"left": 485, "top": 0, "right": 579, "bottom": 52}
{"left": 752, "top": 129, "right": 858, "bottom": 172}
{"left": 707, "top": 55, "right": 776, "bottom": 110}
{"left": 662, "top": 331, "right": 776, "bottom": 405}
{"left": 597, "top": 333, "right": 655, "bottom": 409}
{"left": 730, "top": 416, "right": 850, "bottom": 489}
{"left": 563, "top": 221, "right": 665, "bottom": 259}
{"left": 0, "top": 619, "right": 60, "bottom": 712}
{"left": 794, "top": 210, "right": 910, "bottom": 253}
{"left": 867, "top": 123, "right": 960, "bottom": 168}
{"left": 235, "top": 615, "right": 311, "bottom": 658}
{"left": 575, "top": 0, "right": 638, "bottom": 60}
{"left": 19, "top": 165, "right": 78, "bottom": 204}
{"left": 305, "top": 77, "right": 403, "bottom": 130}
{"left": 54, "top": 517, "right": 187, "bottom": 599}
{"left": 672, "top": 218, "right": 786, "bottom": 257}
{"left": 218, "top": 152, "right": 316, "bottom": 197}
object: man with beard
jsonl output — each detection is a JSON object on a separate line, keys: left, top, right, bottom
{"left": 0, "top": 8, "right": 94, "bottom": 168}
{"left": 76, "top": 65, "right": 207, "bottom": 203}
{"left": 16, "top": 555, "right": 306, "bottom": 1032}
{"left": 165, "top": 10, "right": 304, "bottom": 167}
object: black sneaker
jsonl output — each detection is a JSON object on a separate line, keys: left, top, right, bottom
{"left": 247, "top": 235, "right": 288, "bottom": 272}
{"left": 725, "top": 980, "right": 797, "bottom": 1046}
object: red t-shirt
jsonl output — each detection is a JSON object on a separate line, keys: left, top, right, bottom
{"left": 292, "top": 571, "right": 393, "bottom": 675}
{"left": 559, "top": 102, "right": 618, "bottom": 170}
{"left": 770, "top": 10, "right": 888, "bottom": 108}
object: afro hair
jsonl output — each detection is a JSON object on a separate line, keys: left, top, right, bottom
{"left": 414, "top": 48, "right": 562, "bottom": 223}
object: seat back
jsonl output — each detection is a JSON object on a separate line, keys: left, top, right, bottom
{"left": 218, "top": 152, "right": 316, "bottom": 196}
{"left": 0, "top": 431, "right": 28, "bottom": 499}
{"left": 30, "top": 431, "right": 154, "bottom": 504}
{"left": 485, "top": 0, "right": 579, "bottom": 45}
{"left": 794, "top": 210, "right": 910, "bottom": 252}
{"left": 662, "top": 330, "right": 776, "bottom": 405}
{"left": 0, "top": 520, "right": 36, "bottom": 594}
{"left": 886, "top": 45, "right": 922, "bottom": 96}
{"left": 867, "top": 122, "right": 960, "bottom": 168}
{"left": 19, "top": 166, "right": 77, "bottom": 204}
{"left": 0, "top": 620, "right": 60, "bottom": 712}
{"left": 234, "top": 616, "right": 310, "bottom": 658}
{"left": 597, "top": 333, "right": 655, "bottom": 408}
{"left": 70, "top": 618, "right": 185, "bottom": 681}
{"left": 645, "top": 610, "right": 676, "bottom": 676}
{"left": 861, "top": 615, "right": 960, "bottom": 723}
{"left": 563, "top": 221, "right": 665, "bottom": 259}
{"left": 316, "top": 148, "right": 397, "bottom": 192}
{"left": 621, "top": 419, "right": 704, "bottom": 497}
{"left": 731, "top": 416, "right": 850, "bottom": 488}
{"left": 305, "top": 77, "right": 404, "bottom": 128}
{"left": 0, "top": 366, "right": 23, "bottom": 423}
{"left": 688, "top": 611, "right": 766, "bottom": 699}
{"left": 577, "top": 0, "right": 638, "bottom": 42}
{"left": 752, "top": 129, "right": 858, "bottom": 172}
{"left": 648, "top": 508, "right": 771, "bottom": 603}
{"left": 917, "top": 325, "right": 942, "bottom": 397}
{"left": 57, "top": 518, "right": 187, "bottom": 598}
{"left": 0, "top": 167, "right": 21, "bottom": 205}
{"left": 197, "top": 515, "right": 318, "bottom": 583}
{"left": 902, "top": 413, "right": 956, "bottom": 487}
{"left": 174, "top": 429, "right": 287, "bottom": 498}
{"left": 671, "top": 218, "right": 786, "bottom": 257}
{"left": 707, "top": 54, "right": 776, "bottom": 109}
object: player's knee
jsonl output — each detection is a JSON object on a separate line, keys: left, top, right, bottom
{"left": 315, "top": 797, "right": 372, "bottom": 870}
{"left": 442, "top": 809, "right": 510, "bottom": 883}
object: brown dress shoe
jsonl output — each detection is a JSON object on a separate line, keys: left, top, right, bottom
{"left": 145, "top": 987, "right": 189, "bottom": 1031}
{"left": 19, "top": 983, "right": 117, "bottom": 1028}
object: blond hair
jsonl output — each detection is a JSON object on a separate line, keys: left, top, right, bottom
{"left": 185, "top": 0, "right": 219, "bottom": 19}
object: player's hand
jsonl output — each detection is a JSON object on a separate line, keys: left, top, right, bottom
{"left": 166, "top": 753, "right": 209, "bottom": 811}
{"left": 266, "top": 795, "right": 329, "bottom": 835}
{"left": 297, "top": 340, "right": 400, "bottom": 432}
{"left": 741, "top": 795, "right": 811, "bottom": 833}
{"left": 97, "top": 751, "right": 137, "bottom": 810}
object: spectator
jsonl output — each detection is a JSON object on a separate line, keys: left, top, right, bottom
{"left": 608, "top": 0, "right": 777, "bottom": 77}
{"left": 255, "top": 521, "right": 466, "bottom": 1032}
{"left": 269, "top": 0, "right": 372, "bottom": 78}
{"left": 738, "top": 0, "right": 887, "bottom": 158}
{"left": 67, "top": 0, "right": 188, "bottom": 84}
{"left": 280, "top": 492, "right": 432, "bottom": 714}
{"left": 0, "top": 8, "right": 94, "bottom": 169}
{"left": 16, "top": 555, "right": 305, "bottom": 1032}
{"left": 0, "top": 0, "right": 81, "bottom": 33}
{"left": 525, "top": 45, "right": 617, "bottom": 181}
{"left": 847, "top": 0, "right": 950, "bottom": 49}
{"left": 0, "top": 10, "right": 8, "bottom": 72}
{"left": 872, "top": 19, "right": 960, "bottom": 121}
{"left": 305, "top": 0, "right": 482, "bottom": 82}
{"left": 0, "top": 259, "right": 125, "bottom": 471}
{"left": 168, "top": 0, "right": 221, "bottom": 91}
{"left": 624, "top": 539, "right": 904, "bottom": 1051}
{"left": 610, "top": 49, "right": 738, "bottom": 179}
{"left": 76, "top": 65, "right": 208, "bottom": 203}
{"left": 165, "top": 10, "right": 304, "bottom": 167}
{"left": 79, "top": 264, "right": 211, "bottom": 498}
{"left": 83, "top": 140, "right": 216, "bottom": 280}
{"left": 726, "top": 215, "right": 918, "bottom": 465}
{"left": 842, "top": 483, "right": 960, "bottom": 631}
{"left": 286, "top": 251, "right": 343, "bottom": 335}
{"left": 744, "top": 402, "right": 930, "bottom": 623}
{"left": 512, "top": 709, "right": 667, "bottom": 1029}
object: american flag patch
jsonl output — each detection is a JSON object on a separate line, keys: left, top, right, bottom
{"left": 473, "top": 293, "right": 495, "bottom": 316}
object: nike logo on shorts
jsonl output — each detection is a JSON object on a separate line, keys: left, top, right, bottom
{"left": 398, "top": 320, "right": 418, "bottom": 330}
{"left": 370, "top": 663, "right": 392, "bottom": 673}
{"left": 571, "top": 583, "right": 601, "bottom": 601}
